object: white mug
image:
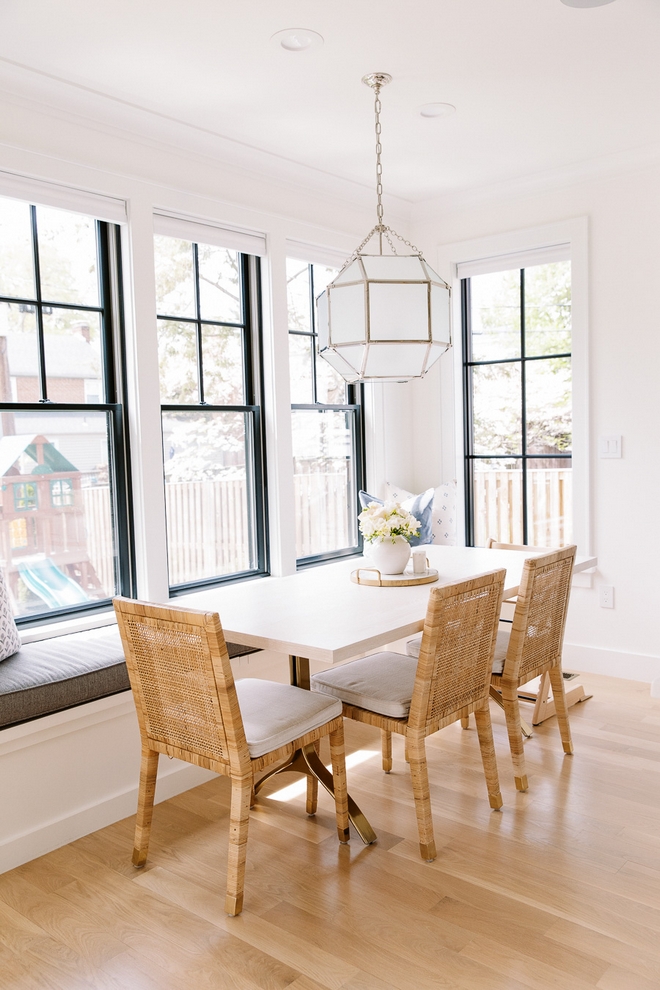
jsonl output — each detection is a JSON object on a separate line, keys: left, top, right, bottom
{"left": 411, "top": 547, "right": 427, "bottom": 575}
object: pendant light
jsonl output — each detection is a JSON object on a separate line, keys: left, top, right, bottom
{"left": 317, "top": 73, "right": 451, "bottom": 384}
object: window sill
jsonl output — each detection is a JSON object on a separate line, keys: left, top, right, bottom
{"left": 19, "top": 609, "right": 117, "bottom": 646}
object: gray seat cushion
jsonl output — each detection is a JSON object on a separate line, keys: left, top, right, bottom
{"left": 0, "top": 627, "right": 129, "bottom": 729}
{"left": 311, "top": 652, "right": 418, "bottom": 719}
{"left": 235, "top": 678, "right": 342, "bottom": 758}
{"left": 406, "top": 623, "right": 511, "bottom": 675}
{"left": 0, "top": 626, "right": 260, "bottom": 730}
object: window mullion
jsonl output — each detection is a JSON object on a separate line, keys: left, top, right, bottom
{"left": 29, "top": 205, "right": 49, "bottom": 403}
{"left": 520, "top": 268, "right": 528, "bottom": 545}
{"left": 461, "top": 278, "right": 475, "bottom": 547}
{"left": 309, "top": 264, "right": 318, "bottom": 404}
{"left": 192, "top": 242, "right": 205, "bottom": 404}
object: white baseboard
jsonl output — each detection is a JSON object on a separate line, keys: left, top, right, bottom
{"left": 0, "top": 756, "right": 215, "bottom": 875}
{"left": 563, "top": 642, "right": 660, "bottom": 685}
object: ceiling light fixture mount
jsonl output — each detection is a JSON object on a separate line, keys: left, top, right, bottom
{"left": 317, "top": 73, "right": 451, "bottom": 384}
{"left": 271, "top": 28, "right": 324, "bottom": 52}
{"left": 560, "top": 0, "right": 616, "bottom": 7}
{"left": 419, "top": 102, "right": 456, "bottom": 119}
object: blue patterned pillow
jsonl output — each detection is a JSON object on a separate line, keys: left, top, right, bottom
{"left": 385, "top": 481, "right": 457, "bottom": 546}
{"left": 358, "top": 488, "right": 434, "bottom": 546}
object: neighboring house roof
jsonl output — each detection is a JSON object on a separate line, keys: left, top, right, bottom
{"left": 2, "top": 333, "right": 100, "bottom": 379}
{"left": 0, "top": 434, "right": 79, "bottom": 478}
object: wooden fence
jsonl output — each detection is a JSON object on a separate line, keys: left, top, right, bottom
{"left": 79, "top": 466, "right": 572, "bottom": 592}
{"left": 474, "top": 467, "right": 572, "bottom": 547}
{"left": 80, "top": 484, "right": 114, "bottom": 595}
{"left": 294, "top": 466, "right": 354, "bottom": 558}
{"left": 164, "top": 478, "right": 250, "bottom": 585}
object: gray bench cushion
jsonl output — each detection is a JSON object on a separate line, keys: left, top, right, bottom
{"left": 0, "top": 626, "right": 259, "bottom": 730}
{"left": 0, "top": 627, "right": 129, "bottom": 729}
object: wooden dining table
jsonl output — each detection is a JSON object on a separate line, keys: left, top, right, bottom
{"left": 177, "top": 544, "right": 597, "bottom": 842}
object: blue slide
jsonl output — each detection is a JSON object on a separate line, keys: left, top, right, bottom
{"left": 18, "top": 559, "right": 90, "bottom": 610}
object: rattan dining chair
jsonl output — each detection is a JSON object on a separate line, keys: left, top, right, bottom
{"left": 311, "top": 570, "right": 506, "bottom": 863}
{"left": 487, "top": 545, "right": 577, "bottom": 791}
{"left": 114, "top": 598, "right": 350, "bottom": 917}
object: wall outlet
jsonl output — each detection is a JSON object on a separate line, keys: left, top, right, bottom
{"left": 599, "top": 585, "right": 614, "bottom": 609}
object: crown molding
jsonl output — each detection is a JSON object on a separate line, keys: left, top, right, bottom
{"left": 411, "top": 140, "right": 660, "bottom": 221}
{"left": 0, "top": 56, "right": 412, "bottom": 230}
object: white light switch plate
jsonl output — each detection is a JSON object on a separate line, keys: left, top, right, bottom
{"left": 599, "top": 435, "right": 622, "bottom": 458}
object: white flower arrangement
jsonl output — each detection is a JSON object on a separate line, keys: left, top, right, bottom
{"left": 358, "top": 500, "right": 420, "bottom": 544}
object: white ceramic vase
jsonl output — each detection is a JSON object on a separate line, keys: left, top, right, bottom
{"left": 368, "top": 536, "right": 411, "bottom": 575}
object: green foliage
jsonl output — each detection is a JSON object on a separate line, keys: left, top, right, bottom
{"left": 471, "top": 262, "right": 572, "bottom": 458}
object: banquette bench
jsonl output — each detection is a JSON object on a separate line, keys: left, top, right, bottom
{"left": 0, "top": 625, "right": 256, "bottom": 730}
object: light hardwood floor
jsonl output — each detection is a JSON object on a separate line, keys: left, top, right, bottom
{"left": 2, "top": 672, "right": 660, "bottom": 990}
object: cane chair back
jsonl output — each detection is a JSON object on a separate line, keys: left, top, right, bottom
{"left": 490, "top": 545, "right": 577, "bottom": 791}
{"left": 408, "top": 570, "right": 506, "bottom": 732}
{"left": 311, "top": 570, "right": 506, "bottom": 862}
{"left": 115, "top": 598, "right": 249, "bottom": 776}
{"left": 114, "top": 597, "right": 349, "bottom": 916}
{"left": 503, "top": 545, "right": 576, "bottom": 685}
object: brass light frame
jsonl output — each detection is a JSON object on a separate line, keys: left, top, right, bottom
{"left": 317, "top": 73, "right": 451, "bottom": 384}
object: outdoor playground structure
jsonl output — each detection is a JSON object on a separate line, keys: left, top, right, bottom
{"left": 0, "top": 433, "right": 106, "bottom": 614}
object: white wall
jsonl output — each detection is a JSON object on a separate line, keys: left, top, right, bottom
{"left": 407, "top": 164, "right": 660, "bottom": 681}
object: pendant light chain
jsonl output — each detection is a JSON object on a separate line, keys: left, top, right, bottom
{"left": 340, "top": 73, "right": 425, "bottom": 266}
{"left": 374, "top": 82, "right": 385, "bottom": 230}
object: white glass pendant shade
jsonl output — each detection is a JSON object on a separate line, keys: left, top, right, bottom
{"left": 317, "top": 73, "right": 453, "bottom": 383}
{"left": 317, "top": 252, "right": 451, "bottom": 383}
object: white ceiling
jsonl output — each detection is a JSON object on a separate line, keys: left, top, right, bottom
{"left": 1, "top": 0, "right": 659, "bottom": 204}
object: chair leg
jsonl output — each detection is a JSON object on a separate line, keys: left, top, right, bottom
{"left": 132, "top": 747, "right": 159, "bottom": 868}
{"left": 329, "top": 725, "right": 350, "bottom": 843}
{"left": 549, "top": 665, "right": 574, "bottom": 755}
{"left": 381, "top": 729, "right": 392, "bottom": 772}
{"left": 460, "top": 716, "right": 470, "bottom": 730}
{"left": 473, "top": 704, "right": 503, "bottom": 810}
{"left": 407, "top": 734, "right": 436, "bottom": 862}
{"left": 306, "top": 740, "right": 319, "bottom": 815}
{"left": 225, "top": 775, "right": 252, "bottom": 916}
{"left": 501, "top": 689, "right": 528, "bottom": 792}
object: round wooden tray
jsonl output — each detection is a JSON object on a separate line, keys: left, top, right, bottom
{"left": 350, "top": 566, "right": 439, "bottom": 587}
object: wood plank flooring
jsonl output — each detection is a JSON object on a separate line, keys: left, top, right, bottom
{"left": 2, "top": 672, "right": 660, "bottom": 990}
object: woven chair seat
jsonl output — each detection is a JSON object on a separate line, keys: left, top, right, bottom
{"left": 311, "top": 652, "right": 417, "bottom": 718}
{"left": 235, "top": 678, "right": 342, "bottom": 757}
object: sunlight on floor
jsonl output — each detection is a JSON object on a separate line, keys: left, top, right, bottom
{"left": 266, "top": 749, "right": 379, "bottom": 802}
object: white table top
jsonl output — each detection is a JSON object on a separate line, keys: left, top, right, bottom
{"left": 177, "top": 545, "right": 596, "bottom": 666}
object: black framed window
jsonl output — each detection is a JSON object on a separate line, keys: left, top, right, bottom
{"left": 154, "top": 234, "right": 266, "bottom": 591}
{"left": 286, "top": 258, "right": 364, "bottom": 563}
{"left": 462, "top": 261, "right": 572, "bottom": 547}
{"left": 0, "top": 195, "right": 132, "bottom": 622}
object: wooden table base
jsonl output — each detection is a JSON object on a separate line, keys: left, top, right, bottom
{"left": 526, "top": 671, "right": 593, "bottom": 726}
{"left": 489, "top": 671, "right": 593, "bottom": 737}
{"left": 253, "top": 655, "right": 377, "bottom": 845}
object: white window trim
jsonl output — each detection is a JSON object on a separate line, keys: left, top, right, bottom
{"left": 436, "top": 218, "right": 590, "bottom": 564}
{"left": 153, "top": 210, "right": 266, "bottom": 257}
{"left": 0, "top": 169, "right": 127, "bottom": 223}
{"left": 285, "top": 239, "right": 348, "bottom": 270}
